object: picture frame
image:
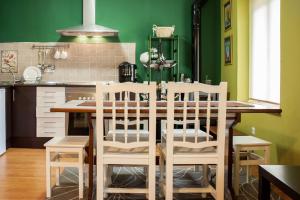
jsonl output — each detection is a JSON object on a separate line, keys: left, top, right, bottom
{"left": 1, "top": 50, "right": 18, "bottom": 73}
{"left": 224, "top": 0, "right": 232, "bottom": 31}
{"left": 224, "top": 35, "right": 232, "bottom": 65}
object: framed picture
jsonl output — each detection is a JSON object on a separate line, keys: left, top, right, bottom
{"left": 1, "top": 50, "right": 18, "bottom": 73}
{"left": 224, "top": 36, "right": 232, "bottom": 65}
{"left": 224, "top": 0, "right": 232, "bottom": 31}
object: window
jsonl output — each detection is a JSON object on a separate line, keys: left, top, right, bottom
{"left": 250, "top": 0, "right": 281, "bottom": 103}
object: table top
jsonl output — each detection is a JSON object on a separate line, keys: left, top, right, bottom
{"left": 50, "top": 100, "right": 282, "bottom": 115}
{"left": 260, "top": 165, "right": 300, "bottom": 196}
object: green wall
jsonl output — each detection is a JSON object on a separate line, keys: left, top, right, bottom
{"left": 221, "top": 0, "right": 300, "bottom": 164}
{"left": 201, "top": 0, "right": 221, "bottom": 84}
{"left": 0, "top": 0, "right": 220, "bottom": 83}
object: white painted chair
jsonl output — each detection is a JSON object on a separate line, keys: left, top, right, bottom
{"left": 158, "top": 82, "right": 227, "bottom": 200}
{"left": 233, "top": 136, "right": 271, "bottom": 195}
{"left": 96, "top": 82, "right": 157, "bottom": 200}
{"left": 44, "top": 136, "right": 89, "bottom": 199}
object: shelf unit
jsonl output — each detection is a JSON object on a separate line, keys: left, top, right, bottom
{"left": 146, "top": 35, "right": 180, "bottom": 82}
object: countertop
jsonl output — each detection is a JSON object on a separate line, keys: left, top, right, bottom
{"left": 0, "top": 84, "right": 12, "bottom": 88}
{"left": 0, "top": 81, "right": 97, "bottom": 87}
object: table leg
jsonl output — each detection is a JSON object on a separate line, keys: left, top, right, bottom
{"left": 88, "top": 113, "right": 94, "bottom": 200}
{"left": 226, "top": 114, "right": 241, "bottom": 199}
{"left": 259, "top": 168, "right": 270, "bottom": 200}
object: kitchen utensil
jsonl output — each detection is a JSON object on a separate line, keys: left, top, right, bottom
{"left": 163, "top": 60, "right": 177, "bottom": 68}
{"left": 60, "top": 48, "right": 68, "bottom": 59}
{"left": 152, "top": 25, "right": 175, "bottom": 38}
{"left": 44, "top": 49, "right": 49, "bottom": 65}
{"left": 38, "top": 49, "right": 43, "bottom": 65}
{"left": 150, "top": 48, "right": 159, "bottom": 59}
{"left": 140, "top": 52, "right": 149, "bottom": 64}
{"left": 23, "top": 66, "right": 42, "bottom": 83}
{"left": 118, "top": 62, "right": 137, "bottom": 82}
{"left": 54, "top": 49, "right": 61, "bottom": 59}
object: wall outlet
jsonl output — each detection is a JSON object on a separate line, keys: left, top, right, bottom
{"left": 251, "top": 127, "right": 256, "bottom": 135}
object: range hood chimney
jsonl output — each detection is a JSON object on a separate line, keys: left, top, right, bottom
{"left": 57, "top": 0, "right": 118, "bottom": 37}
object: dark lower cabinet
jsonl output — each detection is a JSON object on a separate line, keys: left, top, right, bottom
{"left": 5, "top": 87, "right": 12, "bottom": 148}
{"left": 12, "top": 86, "right": 50, "bottom": 148}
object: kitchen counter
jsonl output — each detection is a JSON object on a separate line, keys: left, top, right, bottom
{"left": 0, "top": 85, "right": 12, "bottom": 88}
{"left": 0, "top": 81, "right": 97, "bottom": 87}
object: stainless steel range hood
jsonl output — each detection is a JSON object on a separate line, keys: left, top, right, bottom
{"left": 57, "top": 0, "right": 118, "bottom": 37}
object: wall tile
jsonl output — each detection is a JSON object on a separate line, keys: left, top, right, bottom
{"left": 0, "top": 42, "right": 136, "bottom": 82}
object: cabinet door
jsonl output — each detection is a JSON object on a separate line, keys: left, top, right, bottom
{"left": 12, "top": 86, "right": 36, "bottom": 138}
{"left": 5, "top": 87, "right": 12, "bottom": 148}
{"left": 0, "top": 89, "right": 6, "bottom": 155}
{"left": 12, "top": 86, "right": 50, "bottom": 148}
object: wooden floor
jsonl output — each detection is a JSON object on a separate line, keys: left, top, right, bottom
{"left": 0, "top": 148, "right": 46, "bottom": 200}
{"left": 0, "top": 148, "right": 292, "bottom": 200}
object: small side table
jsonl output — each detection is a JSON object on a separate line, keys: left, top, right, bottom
{"left": 259, "top": 165, "right": 300, "bottom": 200}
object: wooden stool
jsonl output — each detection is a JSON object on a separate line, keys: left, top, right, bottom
{"left": 44, "top": 136, "right": 89, "bottom": 199}
{"left": 233, "top": 136, "right": 271, "bottom": 196}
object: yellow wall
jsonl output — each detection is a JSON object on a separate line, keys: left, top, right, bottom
{"left": 221, "top": 0, "right": 237, "bottom": 100}
{"left": 221, "top": 0, "right": 300, "bottom": 164}
{"left": 221, "top": 0, "right": 249, "bottom": 101}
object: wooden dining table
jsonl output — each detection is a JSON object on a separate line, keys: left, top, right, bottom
{"left": 51, "top": 100, "right": 281, "bottom": 199}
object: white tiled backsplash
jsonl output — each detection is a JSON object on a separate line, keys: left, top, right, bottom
{"left": 0, "top": 42, "right": 136, "bottom": 82}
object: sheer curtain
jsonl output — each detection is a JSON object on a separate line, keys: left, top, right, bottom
{"left": 250, "top": 0, "right": 281, "bottom": 103}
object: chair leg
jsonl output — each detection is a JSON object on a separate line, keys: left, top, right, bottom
{"left": 56, "top": 167, "right": 60, "bottom": 186}
{"left": 97, "top": 164, "right": 104, "bottom": 200}
{"left": 145, "top": 166, "right": 149, "bottom": 199}
{"left": 159, "top": 154, "right": 164, "bottom": 181}
{"left": 107, "top": 165, "right": 113, "bottom": 186}
{"left": 194, "top": 164, "right": 200, "bottom": 172}
{"left": 246, "top": 165, "right": 250, "bottom": 183}
{"left": 84, "top": 164, "right": 89, "bottom": 187}
{"left": 165, "top": 158, "right": 173, "bottom": 200}
{"left": 55, "top": 154, "right": 60, "bottom": 186}
{"left": 46, "top": 148, "right": 51, "bottom": 198}
{"left": 234, "top": 146, "right": 240, "bottom": 196}
{"left": 103, "top": 165, "right": 110, "bottom": 198}
{"left": 148, "top": 159, "right": 156, "bottom": 200}
{"left": 159, "top": 154, "right": 165, "bottom": 198}
{"left": 264, "top": 146, "right": 270, "bottom": 164}
{"left": 202, "top": 164, "right": 209, "bottom": 198}
{"left": 216, "top": 163, "right": 225, "bottom": 200}
{"left": 79, "top": 150, "right": 84, "bottom": 199}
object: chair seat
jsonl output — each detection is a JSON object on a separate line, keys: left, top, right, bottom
{"left": 162, "top": 129, "right": 213, "bottom": 145}
{"left": 233, "top": 136, "right": 271, "bottom": 147}
{"left": 233, "top": 136, "right": 271, "bottom": 196}
{"left": 104, "top": 146, "right": 149, "bottom": 154}
{"left": 44, "top": 136, "right": 89, "bottom": 148}
{"left": 45, "top": 136, "right": 88, "bottom": 199}
{"left": 106, "top": 131, "right": 149, "bottom": 143}
{"left": 162, "top": 129, "right": 210, "bottom": 138}
{"left": 105, "top": 131, "right": 150, "bottom": 155}
{"left": 158, "top": 143, "right": 217, "bottom": 157}
{"left": 108, "top": 129, "right": 149, "bottom": 135}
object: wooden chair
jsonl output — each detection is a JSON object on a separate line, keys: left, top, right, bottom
{"left": 233, "top": 136, "right": 271, "bottom": 195}
{"left": 96, "top": 82, "right": 157, "bottom": 200}
{"left": 158, "top": 82, "right": 227, "bottom": 200}
{"left": 44, "top": 136, "right": 89, "bottom": 199}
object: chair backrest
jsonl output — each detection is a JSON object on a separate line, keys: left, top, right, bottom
{"left": 96, "top": 82, "right": 156, "bottom": 150}
{"left": 165, "top": 82, "right": 227, "bottom": 153}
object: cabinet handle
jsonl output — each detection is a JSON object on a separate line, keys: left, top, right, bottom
{"left": 45, "top": 102, "right": 56, "bottom": 104}
{"left": 44, "top": 132, "right": 56, "bottom": 134}
{"left": 13, "top": 89, "right": 15, "bottom": 102}
{"left": 45, "top": 91, "right": 56, "bottom": 94}
{"left": 44, "top": 122, "right": 56, "bottom": 124}
{"left": 43, "top": 96, "right": 55, "bottom": 98}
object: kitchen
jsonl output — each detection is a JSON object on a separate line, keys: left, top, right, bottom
{"left": 0, "top": 0, "right": 299, "bottom": 200}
